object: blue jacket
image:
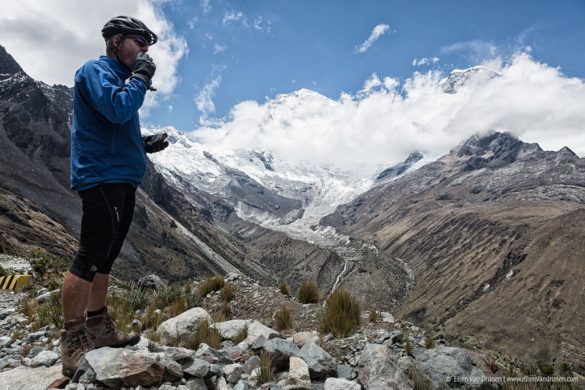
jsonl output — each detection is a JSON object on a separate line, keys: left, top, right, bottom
{"left": 70, "top": 55, "right": 148, "bottom": 190}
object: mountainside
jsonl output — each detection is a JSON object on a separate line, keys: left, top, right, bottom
{"left": 321, "top": 131, "right": 585, "bottom": 371}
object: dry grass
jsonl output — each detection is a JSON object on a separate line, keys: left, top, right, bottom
{"left": 259, "top": 350, "right": 275, "bottom": 384}
{"left": 279, "top": 282, "right": 289, "bottom": 295}
{"left": 369, "top": 307, "right": 379, "bottom": 323}
{"left": 177, "top": 320, "right": 222, "bottom": 350}
{"left": 405, "top": 337, "right": 413, "bottom": 356}
{"left": 233, "top": 324, "right": 248, "bottom": 344}
{"left": 298, "top": 278, "right": 319, "bottom": 304}
{"left": 36, "top": 290, "right": 63, "bottom": 329}
{"left": 198, "top": 276, "right": 225, "bottom": 297}
{"left": 274, "top": 305, "right": 293, "bottom": 331}
{"left": 319, "top": 288, "right": 361, "bottom": 338}
{"left": 425, "top": 336, "right": 435, "bottom": 349}
{"left": 220, "top": 283, "right": 236, "bottom": 302}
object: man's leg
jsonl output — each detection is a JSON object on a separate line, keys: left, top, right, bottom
{"left": 87, "top": 273, "right": 110, "bottom": 312}
{"left": 62, "top": 271, "right": 92, "bottom": 322}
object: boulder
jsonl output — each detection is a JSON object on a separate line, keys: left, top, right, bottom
{"left": 29, "top": 350, "right": 58, "bottom": 368}
{"left": 298, "top": 342, "right": 336, "bottom": 380}
{"left": 84, "top": 347, "right": 165, "bottom": 387}
{"left": 240, "top": 320, "right": 281, "bottom": 347}
{"left": 157, "top": 308, "right": 212, "bottom": 342}
{"left": 284, "top": 356, "right": 311, "bottom": 389}
{"left": 414, "top": 345, "right": 493, "bottom": 388}
{"left": 324, "top": 377, "right": 362, "bottom": 390}
{"left": 357, "top": 343, "right": 410, "bottom": 390}
{"left": 223, "top": 363, "right": 244, "bottom": 383}
{"left": 292, "top": 331, "right": 319, "bottom": 347}
{"left": 213, "top": 319, "right": 251, "bottom": 340}
{"left": 263, "top": 338, "right": 301, "bottom": 370}
{"left": 138, "top": 274, "right": 165, "bottom": 290}
{"left": 182, "top": 358, "right": 210, "bottom": 378}
{"left": 0, "top": 365, "right": 63, "bottom": 390}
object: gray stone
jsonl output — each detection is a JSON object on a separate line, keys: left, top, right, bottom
{"left": 29, "top": 350, "right": 59, "bottom": 368}
{"left": 380, "top": 312, "right": 395, "bottom": 323}
{"left": 224, "top": 363, "right": 244, "bottom": 383}
{"left": 0, "top": 365, "right": 63, "bottom": 390}
{"left": 213, "top": 319, "right": 251, "bottom": 340}
{"left": 244, "top": 355, "right": 261, "bottom": 374}
{"left": 217, "top": 376, "right": 230, "bottom": 390}
{"left": 27, "top": 346, "right": 45, "bottom": 358}
{"left": 0, "top": 336, "right": 11, "bottom": 348}
{"left": 185, "top": 377, "right": 208, "bottom": 390}
{"left": 234, "top": 380, "right": 250, "bottom": 390}
{"left": 157, "top": 308, "right": 212, "bottom": 342}
{"left": 84, "top": 347, "right": 165, "bottom": 387}
{"left": 194, "top": 343, "right": 232, "bottom": 365}
{"left": 160, "top": 356, "right": 183, "bottom": 381}
{"left": 182, "top": 358, "right": 210, "bottom": 378}
{"left": 324, "top": 377, "right": 362, "bottom": 390}
{"left": 414, "top": 345, "right": 493, "bottom": 388}
{"left": 381, "top": 331, "right": 403, "bottom": 344}
{"left": 336, "top": 364, "right": 355, "bottom": 380}
{"left": 240, "top": 320, "right": 281, "bottom": 348}
{"left": 298, "top": 342, "right": 336, "bottom": 380}
{"left": 154, "top": 346, "right": 196, "bottom": 363}
{"left": 357, "top": 343, "right": 410, "bottom": 390}
{"left": 225, "top": 272, "right": 241, "bottom": 282}
{"left": 263, "top": 338, "right": 301, "bottom": 370}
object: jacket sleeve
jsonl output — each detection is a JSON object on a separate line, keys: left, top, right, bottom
{"left": 76, "top": 61, "right": 147, "bottom": 125}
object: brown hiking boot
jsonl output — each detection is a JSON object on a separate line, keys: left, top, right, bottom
{"left": 86, "top": 306, "right": 140, "bottom": 348}
{"left": 61, "top": 317, "right": 94, "bottom": 377}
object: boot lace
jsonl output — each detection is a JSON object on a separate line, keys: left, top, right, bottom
{"left": 67, "top": 329, "right": 94, "bottom": 359}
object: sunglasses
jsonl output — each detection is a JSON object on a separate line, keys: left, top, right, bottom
{"left": 126, "top": 35, "right": 149, "bottom": 48}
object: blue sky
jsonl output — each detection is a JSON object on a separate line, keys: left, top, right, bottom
{"left": 147, "top": 0, "right": 585, "bottom": 130}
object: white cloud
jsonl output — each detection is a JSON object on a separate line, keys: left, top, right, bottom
{"left": 213, "top": 44, "right": 227, "bottom": 54}
{"left": 412, "top": 57, "right": 440, "bottom": 66}
{"left": 440, "top": 40, "right": 497, "bottom": 63}
{"left": 194, "top": 53, "right": 585, "bottom": 174}
{"left": 356, "top": 23, "right": 390, "bottom": 54}
{"left": 222, "top": 10, "right": 271, "bottom": 32}
{"left": 0, "top": 0, "right": 187, "bottom": 114}
{"left": 222, "top": 10, "right": 245, "bottom": 26}
{"left": 188, "top": 16, "right": 199, "bottom": 29}
{"left": 201, "top": 0, "right": 211, "bottom": 15}
{"left": 195, "top": 65, "right": 226, "bottom": 125}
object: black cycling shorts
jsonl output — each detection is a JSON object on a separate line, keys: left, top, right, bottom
{"left": 70, "top": 183, "right": 136, "bottom": 282}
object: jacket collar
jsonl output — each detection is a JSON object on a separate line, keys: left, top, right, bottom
{"left": 99, "top": 55, "right": 132, "bottom": 80}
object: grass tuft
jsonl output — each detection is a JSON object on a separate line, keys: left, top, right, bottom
{"left": 233, "top": 324, "right": 248, "bottom": 344}
{"left": 298, "top": 278, "right": 319, "bottom": 304}
{"left": 198, "top": 275, "right": 225, "bottom": 297}
{"left": 279, "top": 282, "right": 289, "bottom": 295}
{"left": 319, "top": 288, "right": 361, "bottom": 338}
{"left": 369, "top": 307, "right": 379, "bottom": 323}
{"left": 425, "top": 336, "right": 435, "bottom": 349}
{"left": 220, "top": 283, "right": 235, "bottom": 302}
{"left": 274, "top": 304, "right": 293, "bottom": 331}
{"left": 259, "top": 350, "right": 275, "bottom": 384}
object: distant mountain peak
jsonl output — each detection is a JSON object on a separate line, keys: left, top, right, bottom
{"left": 0, "top": 45, "right": 26, "bottom": 79}
{"left": 439, "top": 65, "right": 502, "bottom": 94}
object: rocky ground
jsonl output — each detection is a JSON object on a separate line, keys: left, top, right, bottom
{"left": 0, "top": 265, "right": 583, "bottom": 389}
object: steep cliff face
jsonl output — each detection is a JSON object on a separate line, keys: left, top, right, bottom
{"left": 321, "top": 131, "right": 585, "bottom": 370}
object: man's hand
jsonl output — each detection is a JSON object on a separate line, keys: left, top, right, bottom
{"left": 132, "top": 52, "right": 156, "bottom": 88}
{"left": 143, "top": 132, "right": 169, "bottom": 153}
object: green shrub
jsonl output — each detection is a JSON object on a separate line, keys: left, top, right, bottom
{"left": 537, "top": 360, "right": 554, "bottom": 376}
{"left": 186, "top": 292, "right": 202, "bottom": 309}
{"left": 275, "top": 305, "right": 293, "bottom": 331}
{"left": 198, "top": 276, "right": 225, "bottom": 297}
{"left": 319, "top": 288, "right": 361, "bottom": 338}
{"left": 153, "top": 283, "right": 183, "bottom": 308}
{"left": 279, "top": 281, "right": 289, "bottom": 295}
{"left": 124, "top": 282, "right": 151, "bottom": 312}
{"left": 37, "top": 291, "right": 63, "bottom": 329}
{"left": 298, "top": 278, "right": 319, "bottom": 304}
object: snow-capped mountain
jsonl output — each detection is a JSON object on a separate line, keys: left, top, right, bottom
{"left": 438, "top": 65, "right": 502, "bottom": 93}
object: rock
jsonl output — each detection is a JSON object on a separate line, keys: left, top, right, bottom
{"left": 153, "top": 346, "right": 196, "bottom": 363}
{"left": 0, "top": 336, "right": 11, "bottom": 348}
{"left": 225, "top": 272, "right": 241, "bottom": 282}
{"left": 182, "top": 358, "right": 210, "bottom": 378}
{"left": 138, "top": 274, "right": 166, "bottom": 290}
{"left": 194, "top": 343, "right": 232, "bottom": 365}
{"left": 380, "top": 312, "right": 395, "bottom": 323}
{"left": 185, "top": 377, "right": 208, "bottom": 390}
{"left": 244, "top": 355, "right": 261, "bottom": 374}
{"left": 284, "top": 356, "right": 311, "bottom": 389}
{"left": 234, "top": 380, "right": 250, "bottom": 390}
{"left": 223, "top": 363, "right": 244, "bottom": 383}
{"left": 159, "top": 356, "right": 183, "bottom": 381}
{"left": 29, "top": 350, "right": 58, "bottom": 368}
{"left": 83, "top": 347, "right": 165, "bottom": 387}
{"left": 0, "top": 365, "right": 63, "bottom": 390}
{"left": 157, "top": 308, "right": 212, "bottom": 342}
{"left": 217, "top": 376, "right": 230, "bottom": 390}
{"left": 34, "top": 289, "right": 59, "bottom": 304}
{"left": 298, "top": 342, "right": 336, "bottom": 380}
{"left": 336, "top": 364, "right": 355, "bottom": 380}
{"left": 263, "top": 338, "right": 301, "bottom": 370}
{"left": 414, "top": 345, "right": 493, "bottom": 388}
{"left": 213, "top": 319, "right": 251, "bottom": 340}
{"left": 324, "top": 377, "right": 362, "bottom": 390}
{"left": 357, "top": 343, "right": 410, "bottom": 390}
{"left": 291, "top": 331, "right": 319, "bottom": 347}
{"left": 381, "top": 331, "right": 403, "bottom": 344}
{"left": 241, "top": 320, "right": 281, "bottom": 347}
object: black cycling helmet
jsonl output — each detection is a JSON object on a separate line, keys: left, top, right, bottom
{"left": 101, "top": 16, "right": 158, "bottom": 45}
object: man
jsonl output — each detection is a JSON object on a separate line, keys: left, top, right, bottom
{"left": 62, "top": 16, "right": 169, "bottom": 377}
